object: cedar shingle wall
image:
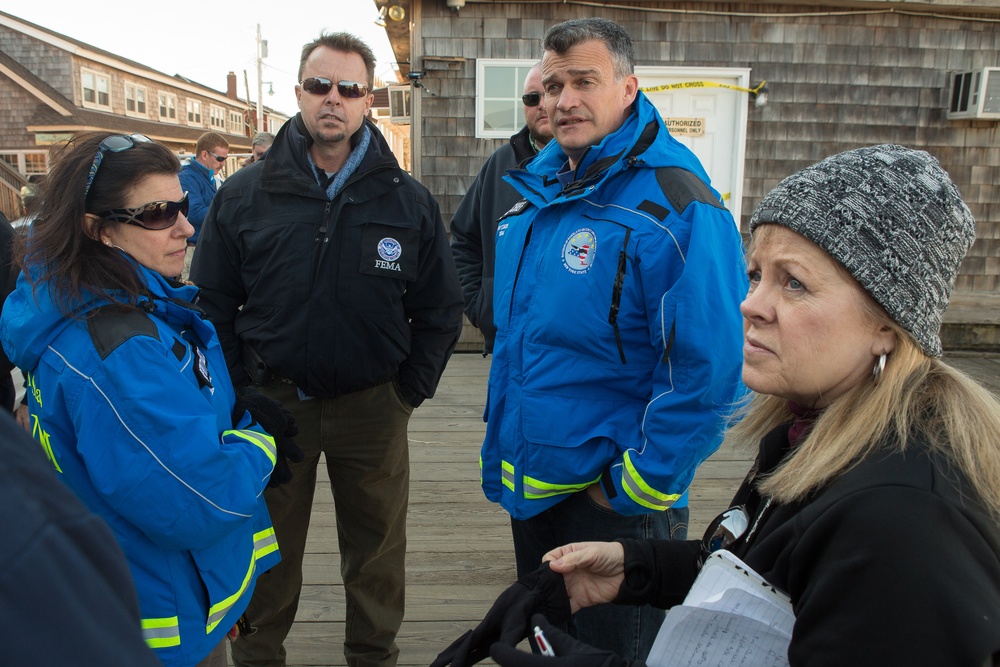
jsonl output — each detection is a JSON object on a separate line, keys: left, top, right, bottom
{"left": 417, "top": 1, "right": 1000, "bottom": 292}
{"left": 0, "top": 27, "right": 73, "bottom": 100}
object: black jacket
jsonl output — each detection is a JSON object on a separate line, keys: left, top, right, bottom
{"left": 192, "top": 115, "right": 463, "bottom": 403}
{"left": 449, "top": 125, "right": 537, "bottom": 353}
{"left": 0, "top": 411, "right": 161, "bottom": 666}
{"left": 618, "top": 425, "right": 1000, "bottom": 666}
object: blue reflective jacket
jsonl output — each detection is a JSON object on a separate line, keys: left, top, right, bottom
{"left": 1, "top": 262, "right": 279, "bottom": 666}
{"left": 483, "top": 92, "right": 748, "bottom": 519}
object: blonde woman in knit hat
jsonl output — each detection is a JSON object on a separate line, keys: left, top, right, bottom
{"left": 438, "top": 145, "right": 1000, "bottom": 667}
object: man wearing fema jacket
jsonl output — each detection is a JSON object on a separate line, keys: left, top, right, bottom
{"left": 480, "top": 17, "right": 747, "bottom": 663}
{"left": 191, "top": 32, "right": 463, "bottom": 667}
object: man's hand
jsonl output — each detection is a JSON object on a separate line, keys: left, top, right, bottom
{"left": 586, "top": 483, "right": 612, "bottom": 509}
{"left": 543, "top": 542, "right": 625, "bottom": 614}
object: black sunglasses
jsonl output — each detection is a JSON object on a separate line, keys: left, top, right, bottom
{"left": 96, "top": 192, "right": 190, "bottom": 231}
{"left": 207, "top": 151, "right": 227, "bottom": 163}
{"left": 521, "top": 92, "right": 542, "bottom": 107}
{"left": 300, "top": 78, "right": 370, "bottom": 98}
{"left": 700, "top": 505, "right": 750, "bottom": 563}
{"left": 84, "top": 133, "right": 153, "bottom": 202}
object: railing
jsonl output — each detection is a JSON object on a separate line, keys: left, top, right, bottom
{"left": 0, "top": 161, "right": 27, "bottom": 222}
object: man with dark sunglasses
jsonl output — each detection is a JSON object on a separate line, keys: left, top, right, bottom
{"left": 450, "top": 62, "right": 552, "bottom": 355}
{"left": 178, "top": 131, "right": 228, "bottom": 279}
{"left": 191, "top": 31, "right": 463, "bottom": 667}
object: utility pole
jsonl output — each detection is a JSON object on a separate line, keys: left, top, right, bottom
{"left": 256, "top": 23, "right": 267, "bottom": 133}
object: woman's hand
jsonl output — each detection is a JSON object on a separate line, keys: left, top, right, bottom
{"left": 543, "top": 541, "right": 625, "bottom": 614}
{"left": 15, "top": 403, "right": 29, "bottom": 432}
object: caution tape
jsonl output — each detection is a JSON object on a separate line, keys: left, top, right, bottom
{"left": 640, "top": 80, "right": 767, "bottom": 95}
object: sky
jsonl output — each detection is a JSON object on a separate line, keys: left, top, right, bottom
{"left": 5, "top": 0, "right": 398, "bottom": 118}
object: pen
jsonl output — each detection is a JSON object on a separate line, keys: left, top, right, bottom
{"left": 533, "top": 625, "right": 556, "bottom": 657}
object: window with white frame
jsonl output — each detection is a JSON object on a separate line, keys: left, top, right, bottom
{"left": 0, "top": 151, "right": 49, "bottom": 176}
{"left": 125, "top": 83, "right": 147, "bottom": 116}
{"left": 476, "top": 59, "right": 538, "bottom": 139}
{"left": 23, "top": 152, "right": 48, "bottom": 175}
{"left": 210, "top": 106, "right": 227, "bottom": 130}
{"left": 159, "top": 92, "right": 177, "bottom": 121}
{"left": 187, "top": 99, "right": 202, "bottom": 125}
{"left": 81, "top": 68, "right": 111, "bottom": 109}
{"left": 228, "top": 110, "right": 244, "bottom": 135}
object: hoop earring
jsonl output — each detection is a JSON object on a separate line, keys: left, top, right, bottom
{"left": 872, "top": 352, "right": 887, "bottom": 383}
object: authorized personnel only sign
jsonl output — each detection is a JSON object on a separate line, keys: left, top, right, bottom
{"left": 665, "top": 118, "right": 705, "bottom": 137}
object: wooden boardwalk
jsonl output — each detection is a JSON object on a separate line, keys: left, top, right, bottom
{"left": 279, "top": 352, "right": 755, "bottom": 667}
{"left": 277, "top": 351, "right": 1000, "bottom": 666}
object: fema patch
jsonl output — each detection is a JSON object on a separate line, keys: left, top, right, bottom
{"left": 562, "top": 228, "right": 597, "bottom": 274}
{"left": 377, "top": 237, "right": 402, "bottom": 262}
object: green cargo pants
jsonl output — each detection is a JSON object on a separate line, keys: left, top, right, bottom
{"left": 231, "top": 381, "right": 412, "bottom": 667}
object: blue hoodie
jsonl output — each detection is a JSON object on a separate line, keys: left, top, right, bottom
{"left": 483, "top": 92, "right": 748, "bottom": 519}
{"left": 1, "top": 261, "right": 280, "bottom": 666}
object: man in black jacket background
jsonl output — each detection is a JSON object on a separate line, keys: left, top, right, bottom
{"left": 192, "top": 31, "right": 464, "bottom": 667}
{"left": 450, "top": 62, "right": 552, "bottom": 354}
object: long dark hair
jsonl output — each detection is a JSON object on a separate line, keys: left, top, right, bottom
{"left": 16, "top": 132, "right": 180, "bottom": 315}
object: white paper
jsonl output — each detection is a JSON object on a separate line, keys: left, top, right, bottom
{"left": 646, "top": 550, "right": 793, "bottom": 667}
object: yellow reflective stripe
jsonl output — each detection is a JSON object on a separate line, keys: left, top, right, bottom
{"left": 479, "top": 454, "right": 483, "bottom": 484}
{"left": 621, "top": 451, "right": 682, "bottom": 511}
{"left": 223, "top": 428, "right": 277, "bottom": 465}
{"left": 254, "top": 526, "right": 278, "bottom": 560}
{"left": 522, "top": 474, "right": 600, "bottom": 500}
{"left": 142, "top": 616, "right": 180, "bottom": 648}
{"left": 205, "top": 526, "right": 279, "bottom": 633}
{"left": 501, "top": 460, "right": 515, "bottom": 491}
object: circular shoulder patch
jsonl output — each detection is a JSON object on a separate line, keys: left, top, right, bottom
{"left": 562, "top": 228, "right": 597, "bottom": 274}
{"left": 378, "top": 237, "right": 402, "bottom": 262}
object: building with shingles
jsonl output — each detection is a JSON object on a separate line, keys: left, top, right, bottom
{"left": 0, "top": 9, "right": 289, "bottom": 219}
{"left": 376, "top": 0, "right": 1000, "bottom": 349}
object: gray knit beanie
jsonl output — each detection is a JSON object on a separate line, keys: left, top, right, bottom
{"left": 749, "top": 144, "right": 975, "bottom": 357}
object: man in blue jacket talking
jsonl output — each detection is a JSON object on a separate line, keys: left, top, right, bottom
{"left": 480, "top": 17, "right": 747, "bottom": 662}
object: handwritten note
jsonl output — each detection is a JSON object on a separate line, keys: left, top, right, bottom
{"left": 646, "top": 551, "right": 793, "bottom": 667}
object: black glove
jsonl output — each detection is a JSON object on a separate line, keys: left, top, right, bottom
{"left": 490, "top": 613, "right": 644, "bottom": 667}
{"left": 232, "top": 387, "right": 304, "bottom": 487}
{"left": 430, "top": 563, "right": 572, "bottom": 667}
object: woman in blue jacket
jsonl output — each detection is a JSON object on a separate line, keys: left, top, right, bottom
{"left": 1, "top": 132, "right": 280, "bottom": 667}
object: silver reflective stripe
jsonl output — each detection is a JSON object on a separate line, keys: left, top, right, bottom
{"left": 236, "top": 429, "right": 277, "bottom": 459}
{"left": 622, "top": 470, "right": 673, "bottom": 510}
{"left": 255, "top": 530, "right": 278, "bottom": 554}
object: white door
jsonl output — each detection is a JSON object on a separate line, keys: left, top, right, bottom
{"left": 635, "top": 67, "right": 751, "bottom": 222}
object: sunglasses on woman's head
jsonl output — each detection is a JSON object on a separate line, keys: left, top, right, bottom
{"left": 299, "top": 77, "right": 369, "bottom": 98}
{"left": 521, "top": 92, "right": 542, "bottom": 107}
{"left": 84, "top": 133, "right": 153, "bottom": 202}
{"left": 96, "top": 192, "right": 189, "bottom": 231}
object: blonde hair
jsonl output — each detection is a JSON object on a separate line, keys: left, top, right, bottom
{"left": 728, "top": 227, "right": 1000, "bottom": 521}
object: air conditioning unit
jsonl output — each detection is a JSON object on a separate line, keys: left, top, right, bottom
{"left": 947, "top": 67, "right": 1000, "bottom": 120}
{"left": 388, "top": 85, "right": 411, "bottom": 125}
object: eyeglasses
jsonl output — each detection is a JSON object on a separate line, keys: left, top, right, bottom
{"left": 700, "top": 505, "right": 750, "bottom": 562}
{"left": 521, "top": 92, "right": 542, "bottom": 107}
{"left": 96, "top": 192, "right": 189, "bottom": 231}
{"left": 207, "top": 151, "right": 227, "bottom": 163}
{"left": 84, "top": 134, "right": 153, "bottom": 202}
{"left": 300, "top": 78, "right": 370, "bottom": 98}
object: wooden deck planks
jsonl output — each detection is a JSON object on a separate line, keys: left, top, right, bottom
{"left": 280, "top": 352, "right": 755, "bottom": 667}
